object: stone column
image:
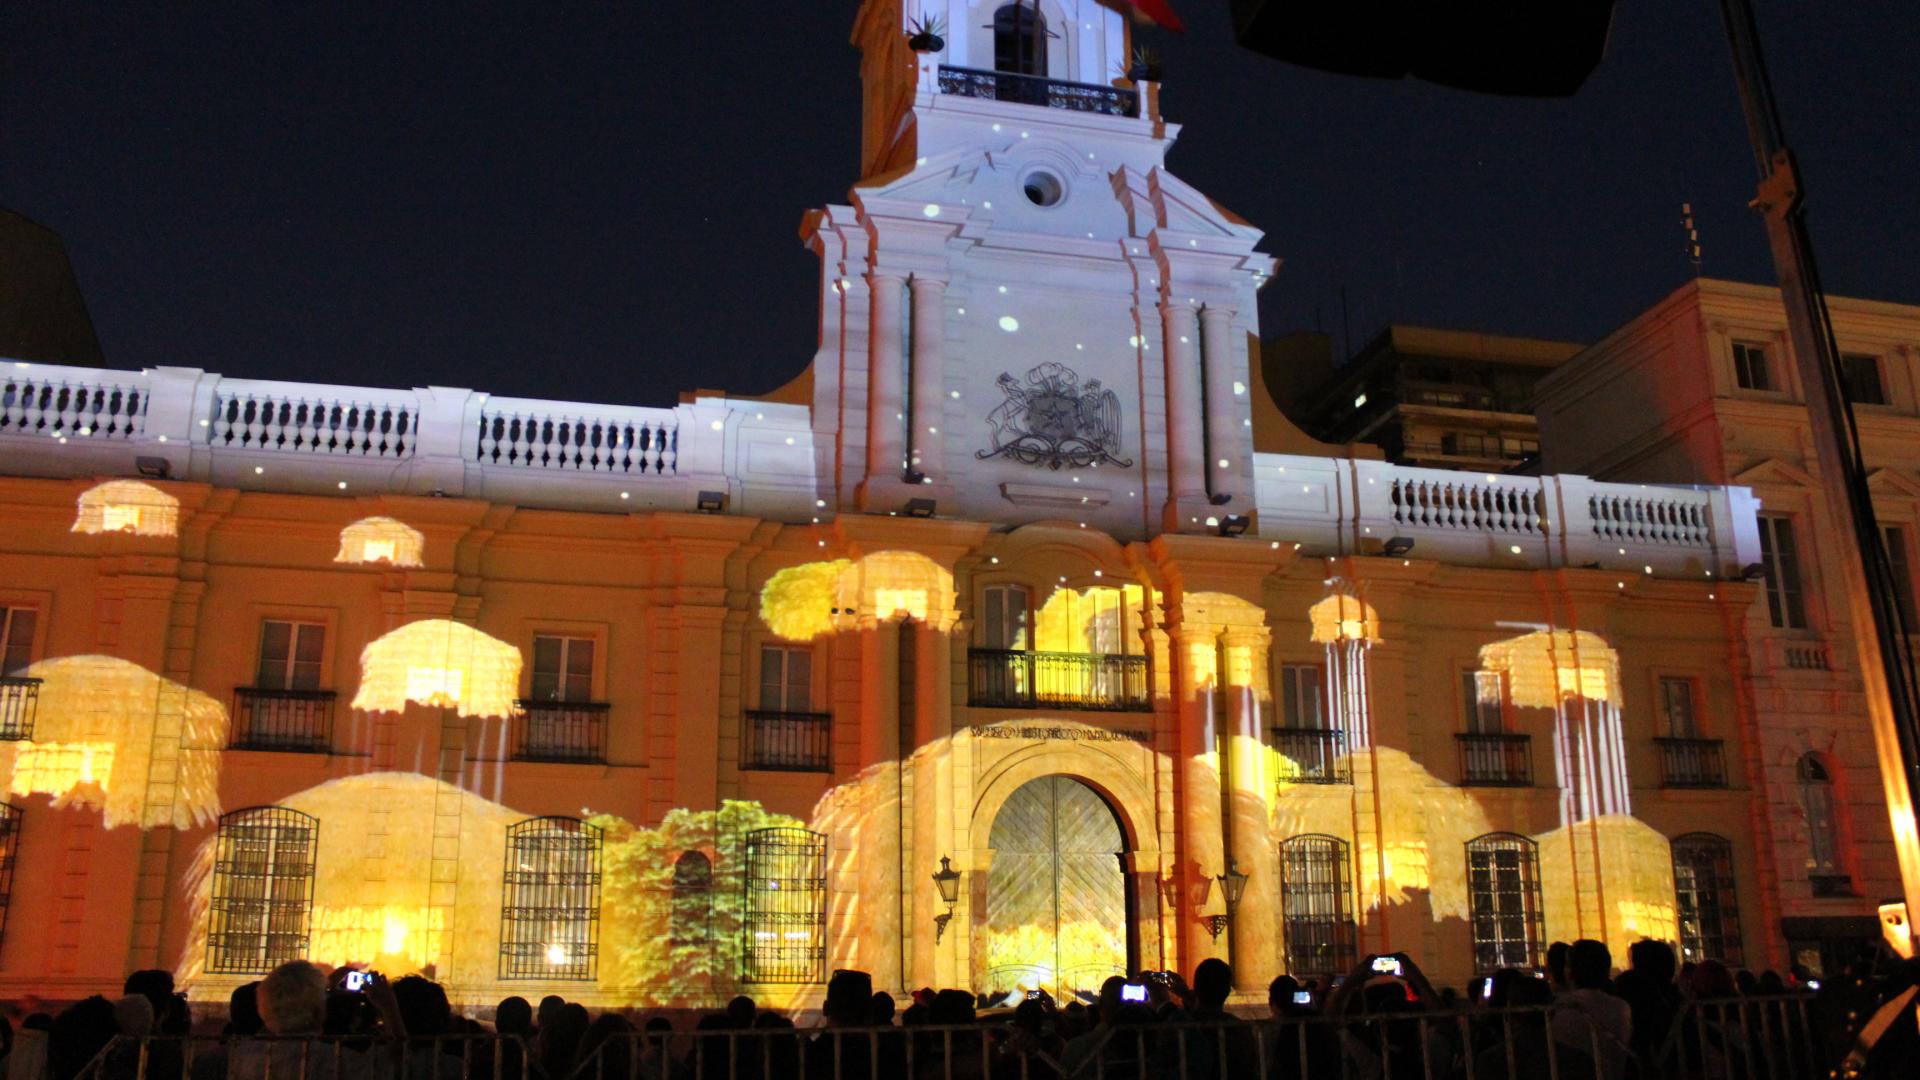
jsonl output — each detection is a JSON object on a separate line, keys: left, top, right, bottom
{"left": 907, "top": 277, "right": 947, "bottom": 484}
{"left": 909, "top": 616, "right": 955, "bottom": 990}
{"left": 865, "top": 272, "right": 907, "bottom": 486}
{"left": 855, "top": 615, "right": 903, "bottom": 987}
{"left": 1222, "top": 626, "right": 1280, "bottom": 990}
{"left": 1173, "top": 618, "right": 1227, "bottom": 970}
{"left": 1161, "top": 303, "right": 1207, "bottom": 526}
{"left": 1199, "top": 306, "right": 1240, "bottom": 503}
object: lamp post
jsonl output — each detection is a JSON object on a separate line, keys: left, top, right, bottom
{"left": 932, "top": 855, "right": 961, "bottom": 943}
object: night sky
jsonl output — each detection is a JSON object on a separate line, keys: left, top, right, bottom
{"left": 3, "top": 2, "right": 1916, "bottom": 406}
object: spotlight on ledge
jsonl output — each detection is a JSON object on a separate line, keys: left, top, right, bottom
{"left": 1208, "top": 492, "right": 1234, "bottom": 506}
{"left": 1216, "top": 514, "right": 1251, "bottom": 538}
{"left": 1741, "top": 562, "right": 1768, "bottom": 583}
{"left": 1382, "top": 536, "right": 1416, "bottom": 558}
{"left": 134, "top": 456, "right": 171, "bottom": 480}
{"left": 695, "top": 490, "right": 727, "bottom": 513}
{"left": 905, "top": 498, "right": 937, "bottom": 519}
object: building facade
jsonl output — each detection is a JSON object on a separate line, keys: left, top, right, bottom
{"left": 1536, "top": 277, "right": 1920, "bottom": 974}
{"left": 1276, "top": 325, "right": 1583, "bottom": 474}
{"left": 0, "top": 2, "right": 1792, "bottom": 1009}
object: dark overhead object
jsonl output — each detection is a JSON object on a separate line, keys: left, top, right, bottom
{"left": 1231, "top": 1, "right": 1617, "bottom": 98}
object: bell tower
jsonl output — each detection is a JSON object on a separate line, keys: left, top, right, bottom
{"left": 806, "top": 0, "right": 1278, "bottom": 537}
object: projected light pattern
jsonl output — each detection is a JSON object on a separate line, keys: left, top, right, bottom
{"left": 352, "top": 620, "right": 522, "bottom": 718}
{"left": 757, "top": 552, "right": 954, "bottom": 642}
{"left": 1032, "top": 584, "right": 1148, "bottom": 656}
{"left": 1481, "top": 630, "right": 1630, "bottom": 824}
{"left": 0, "top": 655, "right": 226, "bottom": 828}
{"left": 72, "top": 480, "right": 179, "bottom": 536}
{"left": 335, "top": 517, "right": 424, "bottom": 567}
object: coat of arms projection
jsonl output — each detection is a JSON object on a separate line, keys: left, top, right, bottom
{"left": 977, "top": 362, "right": 1133, "bottom": 470}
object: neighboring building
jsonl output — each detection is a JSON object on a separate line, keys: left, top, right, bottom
{"left": 0, "top": 208, "right": 105, "bottom": 368}
{"left": 1280, "top": 325, "right": 1583, "bottom": 473}
{"left": 0, "top": 2, "right": 1789, "bottom": 1010}
{"left": 1536, "top": 277, "right": 1919, "bottom": 974}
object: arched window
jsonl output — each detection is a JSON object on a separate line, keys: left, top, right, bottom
{"left": 500, "top": 817, "right": 602, "bottom": 980}
{"left": 742, "top": 827, "right": 827, "bottom": 984}
{"left": 1280, "top": 835, "right": 1356, "bottom": 976}
{"left": 1797, "top": 754, "right": 1852, "bottom": 895}
{"left": 993, "top": 4, "right": 1048, "bottom": 77}
{"left": 670, "top": 849, "right": 713, "bottom": 947}
{"left": 1465, "top": 832, "right": 1544, "bottom": 972}
{"left": 0, "top": 803, "right": 20, "bottom": 948}
{"left": 1672, "top": 833, "right": 1742, "bottom": 965}
{"left": 207, "top": 807, "right": 317, "bottom": 974}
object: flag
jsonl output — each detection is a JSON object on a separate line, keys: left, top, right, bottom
{"left": 1099, "top": 1, "right": 1184, "bottom": 32}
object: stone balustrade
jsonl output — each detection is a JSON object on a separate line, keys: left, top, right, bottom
{"left": 0, "top": 362, "right": 816, "bottom": 520}
{"left": 1253, "top": 453, "right": 1762, "bottom": 579}
{"left": 0, "top": 361, "right": 1763, "bottom": 580}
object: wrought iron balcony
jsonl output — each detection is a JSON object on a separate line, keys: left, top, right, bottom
{"left": 512, "top": 700, "right": 609, "bottom": 764}
{"left": 1457, "top": 733, "right": 1534, "bottom": 786}
{"left": 743, "top": 709, "right": 832, "bottom": 773}
{"left": 1271, "top": 727, "right": 1351, "bottom": 784}
{"left": 1657, "top": 737, "right": 1728, "bottom": 788}
{"left": 967, "top": 649, "right": 1150, "bottom": 712}
{"left": 936, "top": 65, "right": 1138, "bottom": 117}
{"left": 0, "top": 676, "right": 40, "bottom": 741}
{"left": 230, "top": 687, "right": 335, "bottom": 752}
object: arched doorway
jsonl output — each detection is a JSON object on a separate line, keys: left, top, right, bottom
{"left": 979, "top": 775, "right": 1129, "bottom": 999}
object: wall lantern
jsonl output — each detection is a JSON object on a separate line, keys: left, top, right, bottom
{"left": 1208, "top": 860, "right": 1250, "bottom": 941}
{"left": 932, "top": 855, "right": 962, "bottom": 942}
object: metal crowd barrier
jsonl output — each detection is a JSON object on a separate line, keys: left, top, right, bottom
{"left": 68, "top": 995, "right": 1826, "bottom": 1080}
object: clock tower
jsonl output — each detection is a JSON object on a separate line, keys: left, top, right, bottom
{"left": 804, "top": 0, "right": 1276, "bottom": 537}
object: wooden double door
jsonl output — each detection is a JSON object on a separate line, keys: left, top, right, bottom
{"left": 979, "top": 775, "right": 1131, "bottom": 999}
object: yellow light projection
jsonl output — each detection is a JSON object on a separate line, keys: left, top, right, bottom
{"left": 174, "top": 774, "right": 808, "bottom": 1006}
{"left": 756, "top": 552, "right": 953, "bottom": 641}
{"left": 1479, "top": 629, "right": 1619, "bottom": 707}
{"left": 72, "top": 480, "right": 179, "bottom": 537}
{"left": 1308, "top": 592, "right": 1379, "bottom": 645}
{"left": 1272, "top": 747, "right": 1494, "bottom": 918}
{"left": 351, "top": 620, "right": 521, "bottom": 718}
{"left": 0, "top": 655, "right": 227, "bottom": 828}
{"left": 335, "top": 517, "right": 424, "bottom": 567}
{"left": 1033, "top": 584, "right": 1148, "bottom": 655}
{"left": 759, "top": 560, "right": 850, "bottom": 641}
{"left": 1536, "top": 815, "right": 1679, "bottom": 959}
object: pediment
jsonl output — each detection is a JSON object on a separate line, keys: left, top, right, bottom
{"left": 1866, "top": 467, "right": 1920, "bottom": 498}
{"left": 1732, "top": 458, "right": 1819, "bottom": 489}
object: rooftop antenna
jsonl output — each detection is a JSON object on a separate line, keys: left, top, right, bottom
{"left": 1681, "top": 202, "right": 1703, "bottom": 276}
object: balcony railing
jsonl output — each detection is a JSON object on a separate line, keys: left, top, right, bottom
{"left": 1658, "top": 737, "right": 1729, "bottom": 788}
{"left": 1457, "top": 732, "right": 1533, "bottom": 786}
{"left": 967, "top": 649, "right": 1150, "bottom": 711}
{"left": 511, "top": 700, "right": 609, "bottom": 763}
{"left": 230, "top": 687, "right": 335, "bottom": 752}
{"left": 743, "top": 710, "right": 832, "bottom": 772}
{"left": 0, "top": 676, "right": 40, "bottom": 740}
{"left": 937, "top": 65, "right": 1137, "bottom": 117}
{"left": 1271, "top": 727, "right": 1350, "bottom": 784}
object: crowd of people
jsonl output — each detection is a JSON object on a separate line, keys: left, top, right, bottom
{"left": 0, "top": 938, "right": 1914, "bottom": 1080}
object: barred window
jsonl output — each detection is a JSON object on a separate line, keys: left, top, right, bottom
{"left": 742, "top": 827, "right": 827, "bottom": 984}
{"left": 207, "top": 807, "right": 317, "bottom": 974}
{"left": 1672, "top": 833, "right": 1742, "bottom": 966}
{"left": 1466, "top": 832, "right": 1544, "bottom": 972}
{"left": 671, "top": 850, "right": 713, "bottom": 948}
{"left": 0, "top": 803, "right": 19, "bottom": 947}
{"left": 1280, "top": 835, "right": 1355, "bottom": 976}
{"left": 500, "top": 817, "right": 601, "bottom": 980}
